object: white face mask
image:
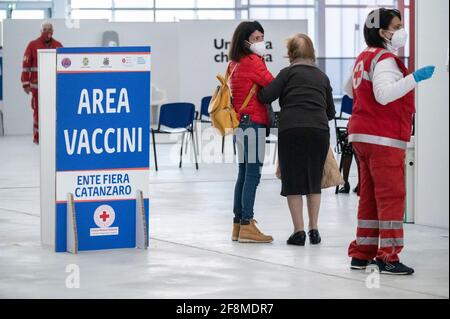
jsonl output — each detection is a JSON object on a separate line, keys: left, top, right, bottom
{"left": 385, "top": 28, "right": 408, "bottom": 51}
{"left": 249, "top": 41, "right": 267, "bottom": 57}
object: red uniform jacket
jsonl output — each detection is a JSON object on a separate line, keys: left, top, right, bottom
{"left": 21, "top": 36, "right": 63, "bottom": 90}
{"left": 228, "top": 54, "right": 274, "bottom": 126}
{"left": 348, "top": 47, "right": 415, "bottom": 150}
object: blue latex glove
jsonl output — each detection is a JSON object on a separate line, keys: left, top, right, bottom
{"left": 413, "top": 66, "right": 436, "bottom": 83}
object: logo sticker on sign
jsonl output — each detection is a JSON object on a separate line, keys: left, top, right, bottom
{"left": 90, "top": 205, "right": 119, "bottom": 237}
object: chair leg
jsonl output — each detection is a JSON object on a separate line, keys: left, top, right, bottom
{"left": 222, "top": 136, "right": 225, "bottom": 154}
{"left": 180, "top": 132, "right": 185, "bottom": 168}
{"left": 335, "top": 129, "right": 341, "bottom": 154}
{"left": 151, "top": 129, "right": 158, "bottom": 172}
{"left": 194, "top": 122, "right": 201, "bottom": 156}
{"left": 191, "top": 129, "right": 199, "bottom": 170}
{"left": 0, "top": 111, "right": 4, "bottom": 136}
{"left": 184, "top": 129, "right": 190, "bottom": 154}
{"left": 335, "top": 154, "right": 345, "bottom": 194}
{"left": 273, "top": 140, "right": 278, "bottom": 165}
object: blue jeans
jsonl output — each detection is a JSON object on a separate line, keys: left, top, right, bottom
{"left": 233, "top": 120, "right": 266, "bottom": 223}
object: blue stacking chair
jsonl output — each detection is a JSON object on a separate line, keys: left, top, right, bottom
{"left": 194, "top": 95, "right": 236, "bottom": 156}
{"left": 334, "top": 94, "right": 353, "bottom": 154}
{"left": 190, "top": 96, "right": 212, "bottom": 156}
{"left": 151, "top": 103, "right": 199, "bottom": 171}
{"left": 266, "top": 111, "right": 280, "bottom": 164}
{"left": 334, "top": 95, "right": 353, "bottom": 194}
{"left": 195, "top": 96, "right": 212, "bottom": 122}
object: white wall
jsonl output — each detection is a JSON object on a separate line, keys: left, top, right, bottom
{"left": 2, "top": 19, "right": 307, "bottom": 136}
{"left": 415, "top": 0, "right": 449, "bottom": 228}
{"left": 2, "top": 19, "right": 179, "bottom": 135}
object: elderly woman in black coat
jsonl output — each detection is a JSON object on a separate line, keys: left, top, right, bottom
{"left": 258, "top": 33, "right": 336, "bottom": 246}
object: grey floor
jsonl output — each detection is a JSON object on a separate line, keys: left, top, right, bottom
{"left": 0, "top": 135, "right": 448, "bottom": 299}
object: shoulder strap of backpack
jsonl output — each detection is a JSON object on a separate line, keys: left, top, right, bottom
{"left": 240, "top": 84, "right": 258, "bottom": 112}
{"left": 226, "top": 62, "right": 256, "bottom": 112}
{"left": 226, "top": 62, "right": 238, "bottom": 81}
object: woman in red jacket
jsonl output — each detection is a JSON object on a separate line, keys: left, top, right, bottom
{"left": 228, "top": 21, "right": 274, "bottom": 243}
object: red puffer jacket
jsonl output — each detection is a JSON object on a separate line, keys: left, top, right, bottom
{"left": 228, "top": 54, "right": 274, "bottom": 126}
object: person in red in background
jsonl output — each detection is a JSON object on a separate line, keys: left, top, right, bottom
{"left": 346, "top": 8, "right": 435, "bottom": 275}
{"left": 21, "top": 21, "right": 63, "bottom": 144}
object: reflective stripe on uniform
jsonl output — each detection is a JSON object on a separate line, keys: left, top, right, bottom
{"left": 356, "top": 237, "right": 379, "bottom": 246}
{"left": 362, "top": 71, "right": 371, "bottom": 82}
{"left": 30, "top": 83, "right": 38, "bottom": 89}
{"left": 358, "top": 220, "right": 380, "bottom": 229}
{"left": 349, "top": 133, "right": 407, "bottom": 150}
{"left": 380, "top": 238, "right": 404, "bottom": 248}
{"left": 358, "top": 220, "right": 404, "bottom": 230}
{"left": 22, "top": 67, "right": 37, "bottom": 73}
{"left": 379, "top": 221, "right": 404, "bottom": 230}
{"left": 369, "top": 49, "right": 390, "bottom": 80}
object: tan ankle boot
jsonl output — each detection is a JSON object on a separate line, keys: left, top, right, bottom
{"left": 232, "top": 223, "right": 240, "bottom": 241}
{"left": 238, "top": 220, "right": 273, "bottom": 243}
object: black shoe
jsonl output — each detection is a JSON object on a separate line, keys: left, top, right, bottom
{"left": 351, "top": 258, "right": 376, "bottom": 270}
{"left": 376, "top": 260, "right": 415, "bottom": 275}
{"left": 338, "top": 182, "right": 351, "bottom": 194}
{"left": 353, "top": 185, "right": 359, "bottom": 193}
{"left": 308, "top": 230, "right": 321, "bottom": 245}
{"left": 287, "top": 231, "right": 306, "bottom": 246}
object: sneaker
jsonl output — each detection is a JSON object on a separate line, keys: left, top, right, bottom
{"left": 351, "top": 258, "right": 376, "bottom": 270}
{"left": 232, "top": 223, "right": 240, "bottom": 242}
{"left": 238, "top": 220, "right": 273, "bottom": 243}
{"left": 376, "top": 260, "right": 415, "bottom": 275}
{"left": 287, "top": 231, "right": 306, "bottom": 246}
{"left": 308, "top": 230, "right": 322, "bottom": 245}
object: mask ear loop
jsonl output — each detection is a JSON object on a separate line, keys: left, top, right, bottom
{"left": 381, "top": 30, "right": 394, "bottom": 47}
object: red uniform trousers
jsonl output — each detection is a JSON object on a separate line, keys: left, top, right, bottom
{"left": 31, "top": 89, "right": 39, "bottom": 144}
{"left": 348, "top": 142, "right": 406, "bottom": 263}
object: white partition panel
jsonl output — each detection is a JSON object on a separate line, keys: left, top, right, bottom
{"left": 415, "top": 0, "right": 449, "bottom": 228}
{"left": 39, "top": 49, "right": 57, "bottom": 248}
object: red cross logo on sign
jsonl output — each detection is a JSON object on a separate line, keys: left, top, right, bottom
{"left": 94, "top": 205, "right": 115, "bottom": 228}
{"left": 353, "top": 61, "right": 365, "bottom": 89}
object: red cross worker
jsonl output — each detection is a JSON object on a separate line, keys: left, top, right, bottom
{"left": 345, "top": 8, "right": 435, "bottom": 275}
{"left": 21, "top": 21, "right": 63, "bottom": 144}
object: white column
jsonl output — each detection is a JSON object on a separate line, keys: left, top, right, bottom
{"left": 415, "top": 0, "right": 449, "bottom": 228}
{"left": 39, "top": 49, "right": 57, "bottom": 248}
{"left": 52, "top": 0, "right": 69, "bottom": 19}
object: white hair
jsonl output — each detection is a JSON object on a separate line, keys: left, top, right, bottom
{"left": 41, "top": 21, "right": 53, "bottom": 31}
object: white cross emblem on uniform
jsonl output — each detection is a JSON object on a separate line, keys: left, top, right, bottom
{"left": 353, "top": 61, "right": 365, "bottom": 89}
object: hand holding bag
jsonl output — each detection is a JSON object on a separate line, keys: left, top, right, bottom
{"left": 321, "top": 147, "right": 345, "bottom": 189}
{"left": 275, "top": 148, "right": 345, "bottom": 189}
